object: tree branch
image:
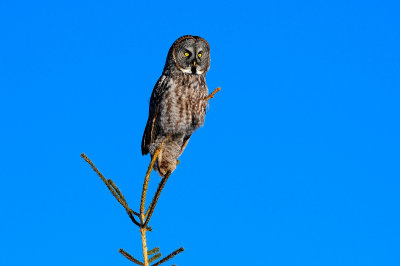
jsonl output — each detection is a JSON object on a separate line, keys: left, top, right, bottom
{"left": 144, "top": 171, "right": 171, "bottom": 228}
{"left": 150, "top": 247, "right": 184, "bottom": 266}
{"left": 80, "top": 153, "right": 140, "bottom": 226}
{"left": 119, "top": 249, "right": 144, "bottom": 265}
{"left": 204, "top": 87, "right": 221, "bottom": 101}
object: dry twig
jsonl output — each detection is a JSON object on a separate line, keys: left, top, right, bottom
{"left": 80, "top": 153, "right": 141, "bottom": 227}
{"left": 149, "top": 253, "right": 162, "bottom": 263}
{"left": 81, "top": 86, "right": 219, "bottom": 265}
{"left": 147, "top": 247, "right": 160, "bottom": 255}
{"left": 81, "top": 135, "right": 183, "bottom": 266}
{"left": 151, "top": 247, "right": 184, "bottom": 266}
{"left": 205, "top": 87, "right": 221, "bottom": 101}
{"left": 144, "top": 171, "right": 171, "bottom": 228}
{"left": 119, "top": 249, "right": 144, "bottom": 265}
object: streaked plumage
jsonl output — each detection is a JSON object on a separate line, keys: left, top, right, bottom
{"left": 141, "top": 35, "right": 211, "bottom": 176}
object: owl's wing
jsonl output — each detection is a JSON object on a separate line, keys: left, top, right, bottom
{"left": 141, "top": 76, "right": 169, "bottom": 155}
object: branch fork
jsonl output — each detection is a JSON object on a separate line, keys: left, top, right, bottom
{"left": 81, "top": 87, "right": 220, "bottom": 265}
{"left": 81, "top": 137, "right": 182, "bottom": 266}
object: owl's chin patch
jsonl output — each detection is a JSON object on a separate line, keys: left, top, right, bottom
{"left": 179, "top": 66, "right": 204, "bottom": 75}
{"left": 179, "top": 67, "right": 192, "bottom": 74}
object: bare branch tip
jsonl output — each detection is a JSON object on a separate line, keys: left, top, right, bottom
{"left": 87, "top": 132, "right": 182, "bottom": 266}
{"left": 150, "top": 247, "right": 184, "bottom": 266}
{"left": 205, "top": 87, "right": 221, "bottom": 101}
{"left": 119, "top": 248, "right": 144, "bottom": 265}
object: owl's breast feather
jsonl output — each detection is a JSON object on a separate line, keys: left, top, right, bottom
{"left": 158, "top": 77, "right": 208, "bottom": 134}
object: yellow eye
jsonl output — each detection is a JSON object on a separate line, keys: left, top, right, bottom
{"left": 198, "top": 53, "right": 202, "bottom": 58}
{"left": 184, "top": 52, "right": 190, "bottom": 56}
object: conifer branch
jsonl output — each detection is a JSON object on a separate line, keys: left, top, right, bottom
{"left": 82, "top": 147, "right": 187, "bottom": 266}
{"left": 150, "top": 247, "right": 184, "bottom": 266}
{"left": 148, "top": 247, "right": 160, "bottom": 255}
{"left": 80, "top": 153, "right": 140, "bottom": 226}
{"left": 81, "top": 136, "right": 184, "bottom": 266}
{"left": 148, "top": 253, "right": 162, "bottom": 263}
{"left": 144, "top": 171, "right": 172, "bottom": 228}
{"left": 140, "top": 143, "right": 162, "bottom": 218}
{"left": 119, "top": 249, "right": 144, "bottom": 265}
{"left": 140, "top": 135, "right": 171, "bottom": 222}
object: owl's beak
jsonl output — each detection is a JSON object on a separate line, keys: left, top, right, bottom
{"left": 191, "top": 60, "right": 197, "bottom": 74}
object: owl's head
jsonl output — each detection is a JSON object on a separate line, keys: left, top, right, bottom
{"left": 167, "top": 35, "right": 210, "bottom": 75}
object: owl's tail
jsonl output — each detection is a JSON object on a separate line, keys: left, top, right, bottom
{"left": 153, "top": 139, "right": 182, "bottom": 177}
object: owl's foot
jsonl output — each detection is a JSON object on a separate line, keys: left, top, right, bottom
{"left": 157, "top": 156, "right": 177, "bottom": 178}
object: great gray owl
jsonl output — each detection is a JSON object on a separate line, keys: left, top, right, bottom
{"left": 141, "top": 35, "right": 211, "bottom": 177}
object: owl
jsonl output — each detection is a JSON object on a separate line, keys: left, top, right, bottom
{"left": 141, "top": 35, "right": 211, "bottom": 177}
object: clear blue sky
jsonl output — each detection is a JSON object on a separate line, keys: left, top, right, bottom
{"left": 1, "top": 1, "right": 399, "bottom": 265}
